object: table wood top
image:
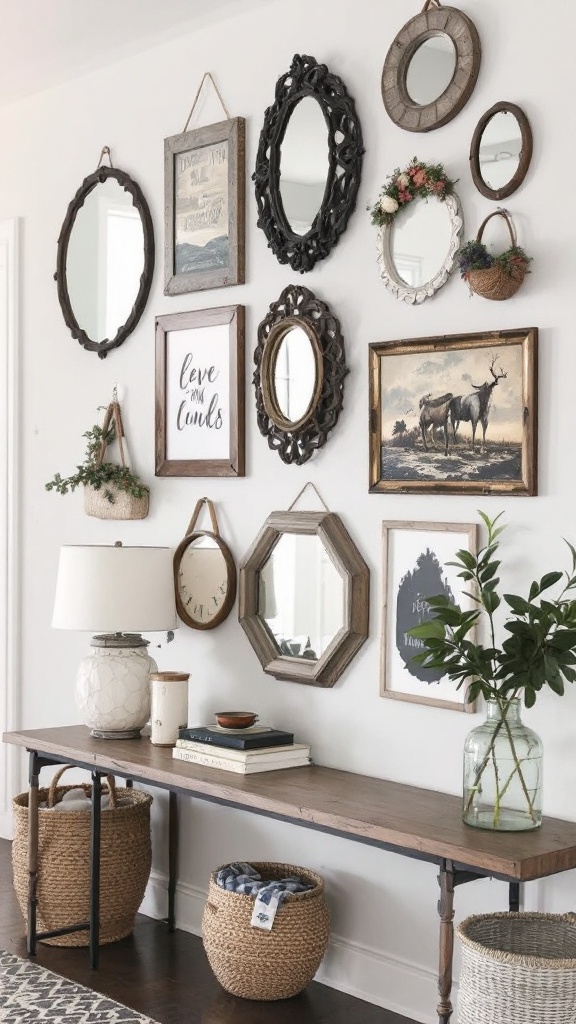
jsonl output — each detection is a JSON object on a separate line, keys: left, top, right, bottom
{"left": 5, "top": 725, "right": 576, "bottom": 881}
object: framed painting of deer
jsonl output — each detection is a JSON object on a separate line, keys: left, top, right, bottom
{"left": 369, "top": 327, "right": 538, "bottom": 495}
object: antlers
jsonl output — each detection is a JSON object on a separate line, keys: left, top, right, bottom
{"left": 472, "top": 356, "right": 507, "bottom": 389}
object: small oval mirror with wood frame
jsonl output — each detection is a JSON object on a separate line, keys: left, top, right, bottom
{"left": 382, "top": 2, "right": 481, "bottom": 133}
{"left": 254, "top": 284, "right": 348, "bottom": 465}
{"left": 470, "top": 102, "right": 533, "bottom": 201}
{"left": 239, "top": 509, "right": 369, "bottom": 688}
{"left": 55, "top": 154, "right": 154, "bottom": 359}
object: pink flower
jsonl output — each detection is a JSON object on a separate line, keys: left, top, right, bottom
{"left": 412, "top": 169, "right": 428, "bottom": 188}
{"left": 433, "top": 180, "right": 445, "bottom": 192}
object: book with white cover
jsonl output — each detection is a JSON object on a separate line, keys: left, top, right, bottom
{"left": 175, "top": 739, "right": 310, "bottom": 762}
{"left": 172, "top": 746, "right": 311, "bottom": 774}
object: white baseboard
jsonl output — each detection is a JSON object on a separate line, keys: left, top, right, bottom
{"left": 140, "top": 872, "right": 439, "bottom": 1024}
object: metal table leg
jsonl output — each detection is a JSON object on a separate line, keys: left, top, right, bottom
{"left": 26, "top": 752, "right": 41, "bottom": 957}
{"left": 168, "top": 791, "right": 178, "bottom": 932}
{"left": 89, "top": 771, "right": 102, "bottom": 970}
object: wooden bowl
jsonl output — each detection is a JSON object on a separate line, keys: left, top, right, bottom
{"left": 215, "top": 711, "right": 258, "bottom": 729}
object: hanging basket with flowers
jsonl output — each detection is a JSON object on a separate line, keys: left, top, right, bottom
{"left": 369, "top": 156, "right": 458, "bottom": 227}
{"left": 456, "top": 209, "right": 532, "bottom": 301}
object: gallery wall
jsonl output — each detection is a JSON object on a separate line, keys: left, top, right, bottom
{"left": 0, "top": 1, "right": 575, "bottom": 1020}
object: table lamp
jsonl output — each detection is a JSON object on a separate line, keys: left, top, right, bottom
{"left": 52, "top": 542, "right": 177, "bottom": 739}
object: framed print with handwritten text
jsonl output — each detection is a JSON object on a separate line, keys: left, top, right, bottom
{"left": 155, "top": 305, "right": 245, "bottom": 477}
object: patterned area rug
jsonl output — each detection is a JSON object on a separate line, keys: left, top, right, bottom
{"left": 0, "top": 950, "right": 160, "bottom": 1023}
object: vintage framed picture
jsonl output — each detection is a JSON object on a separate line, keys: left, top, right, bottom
{"left": 369, "top": 327, "right": 537, "bottom": 495}
{"left": 381, "top": 521, "right": 478, "bottom": 712}
{"left": 155, "top": 305, "right": 245, "bottom": 477}
{"left": 164, "top": 117, "right": 245, "bottom": 295}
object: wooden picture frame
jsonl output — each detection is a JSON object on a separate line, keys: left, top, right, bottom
{"left": 369, "top": 327, "right": 537, "bottom": 495}
{"left": 155, "top": 305, "right": 245, "bottom": 477}
{"left": 164, "top": 117, "right": 245, "bottom": 295}
{"left": 381, "top": 520, "right": 478, "bottom": 712}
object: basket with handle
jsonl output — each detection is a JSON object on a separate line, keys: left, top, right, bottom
{"left": 457, "top": 911, "right": 576, "bottom": 1024}
{"left": 83, "top": 400, "right": 149, "bottom": 520}
{"left": 202, "top": 861, "right": 330, "bottom": 1000}
{"left": 12, "top": 765, "right": 152, "bottom": 946}
{"left": 466, "top": 209, "right": 529, "bottom": 301}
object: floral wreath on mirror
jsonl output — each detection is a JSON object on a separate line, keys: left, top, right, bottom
{"left": 369, "top": 157, "right": 458, "bottom": 228}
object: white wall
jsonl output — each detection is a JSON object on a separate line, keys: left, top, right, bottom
{"left": 0, "top": 2, "right": 574, "bottom": 1020}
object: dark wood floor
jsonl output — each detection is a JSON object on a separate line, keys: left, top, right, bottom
{"left": 0, "top": 839, "right": 416, "bottom": 1024}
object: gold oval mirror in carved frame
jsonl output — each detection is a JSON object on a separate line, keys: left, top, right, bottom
{"left": 470, "top": 102, "right": 533, "bottom": 201}
{"left": 173, "top": 498, "right": 236, "bottom": 630}
{"left": 238, "top": 509, "right": 369, "bottom": 687}
{"left": 382, "top": 2, "right": 481, "bottom": 133}
{"left": 254, "top": 284, "right": 348, "bottom": 465}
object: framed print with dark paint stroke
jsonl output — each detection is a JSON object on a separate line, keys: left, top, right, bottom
{"left": 381, "top": 520, "right": 477, "bottom": 712}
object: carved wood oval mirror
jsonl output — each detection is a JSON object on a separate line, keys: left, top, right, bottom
{"left": 239, "top": 510, "right": 369, "bottom": 687}
{"left": 254, "top": 284, "right": 348, "bottom": 464}
{"left": 253, "top": 53, "right": 364, "bottom": 272}
{"left": 377, "top": 192, "right": 463, "bottom": 304}
{"left": 55, "top": 160, "right": 154, "bottom": 358}
{"left": 382, "top": 2, "right": 481, "bottom": 132}
{"left": 470, "top": 102, "right": 533, "bottom": 201}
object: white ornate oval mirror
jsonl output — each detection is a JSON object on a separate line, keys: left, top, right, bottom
{"left": 377, "top": 193, "right": 462, "bottom": 304}
{"left": 470, "top": 102, "right": 533, "bottom": 201}
{"left": 405, "top": 35, "right": 456, "bottom": 106}
{"left": 258, "top": 533, "right": 345, "bottom": 660}
{"left": 279, "top": 97, "right": 329, "bottom": 236}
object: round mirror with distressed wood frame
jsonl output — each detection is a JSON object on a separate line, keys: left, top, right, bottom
{"left": 254, "top": 284, "right": 348, "bottom": 464}
{"left": 253, "top": 53, "right": 364, "bottom": 272}
{"left": 55, "top": 164, "right": 154, "bottom": 359}
{"left": 239, "top": 510, "right": 369, "bottom": 688}
{"left": 470, "top": 102, "right": 533, "bottom": 201}
{"left": 382, "top": 2, "right": 481, "bottom": 133}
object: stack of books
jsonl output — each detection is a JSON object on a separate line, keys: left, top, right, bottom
{"left": 172, "top": 725, "right": 311, "bottom": 774}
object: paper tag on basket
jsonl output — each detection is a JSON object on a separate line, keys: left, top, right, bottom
{"left": 250, "top": 893, "right": 280, "bottom": 931}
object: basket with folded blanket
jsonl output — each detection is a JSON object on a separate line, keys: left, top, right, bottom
{"left": 12, "top": 765, "right": 152, "bottom": 946}
{"left": 202, "top": 861, "right": 330, "bottom": 1000}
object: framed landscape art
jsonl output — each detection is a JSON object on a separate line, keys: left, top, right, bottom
{"left": 381, "top": 520, "right": 478, "bottom": 712}
{"left": 369, "top": 327, "right": 537, "bottom": 495}
{"left": 155, "top": 305, "right": 245, "bottom": 477}
{"left": 164, "top": 118, "right": 245, "bottom": 295}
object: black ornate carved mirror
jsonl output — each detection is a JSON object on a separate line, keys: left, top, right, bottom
{"left": 470, "top": 102, "right": 533, "bottom": 201}
{"left": 382, "top": 2, "right": 481, "bottom": 132}
{"left": 254, "top": 284, "right": 348, "bottom": 464}
{"left": 239, "top": 510, "right": 369, "bottom": 687}
{"left": 253, "top": 54, "right": 364, "bottom": 272}
{"left": 55, "top": 154, "right": 154, "bottom": 358}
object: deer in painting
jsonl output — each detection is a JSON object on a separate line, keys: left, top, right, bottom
{"left": 419, "top": 393, "right": 453, "bottom": 455}
{"left": 449, "top": 357, "right": 507, "bottom": 453}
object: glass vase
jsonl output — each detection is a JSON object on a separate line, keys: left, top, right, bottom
{"left": 463, "top": 698, "right": 543, "bottom": 831}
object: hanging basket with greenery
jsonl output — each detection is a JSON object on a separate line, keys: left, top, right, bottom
{"left": 45, "top": 402, "right": 149, "bottom": 520}
{"left": 456, "top": 209, "right": 532, "bottom": 300}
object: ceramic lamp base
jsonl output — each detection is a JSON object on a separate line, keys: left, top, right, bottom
{"left": 76, "top": 633, "right": 157, "bottom": 739}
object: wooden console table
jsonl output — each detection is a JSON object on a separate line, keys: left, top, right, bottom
{"left": 5, "top": 725, "right": 576, "bottom": 1024}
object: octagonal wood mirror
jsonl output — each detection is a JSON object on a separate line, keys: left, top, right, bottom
{"left": 239, "top": 510, "right": 369, "bottom": 687}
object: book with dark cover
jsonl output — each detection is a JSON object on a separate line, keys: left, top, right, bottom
{"left": 177, "top": 726, "right": 294, "bottom": 750}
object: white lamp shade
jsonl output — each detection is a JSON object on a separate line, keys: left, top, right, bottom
{"left": 52, "top": 544, "right": 177, "bottom": 633}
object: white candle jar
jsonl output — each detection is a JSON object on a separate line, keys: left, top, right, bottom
{"left": 150, "top": 672, "right": 189, "bottom": 746}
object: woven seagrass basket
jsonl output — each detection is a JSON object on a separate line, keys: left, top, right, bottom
{"left": 12, "top": 766, "right": 152, "bottom": 947}
{"left": 202, "top": 861, "right": 330, "bottom": 1000}
{"left": 457, "top": 911, "right": 576, "bottom": 1024}
{"left": 83, "top": 481, "right": 149, "bottom": 520}
{"left": 466, "top": 210, "right": 528, "bottom": 301}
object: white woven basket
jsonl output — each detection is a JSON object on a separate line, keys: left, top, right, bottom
{"left": 457, "top": 912, "right": 576, "bottom": 1024}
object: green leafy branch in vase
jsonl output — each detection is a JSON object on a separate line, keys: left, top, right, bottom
{"left": 408, "top": 511, "right": 576, "bottom": 826}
